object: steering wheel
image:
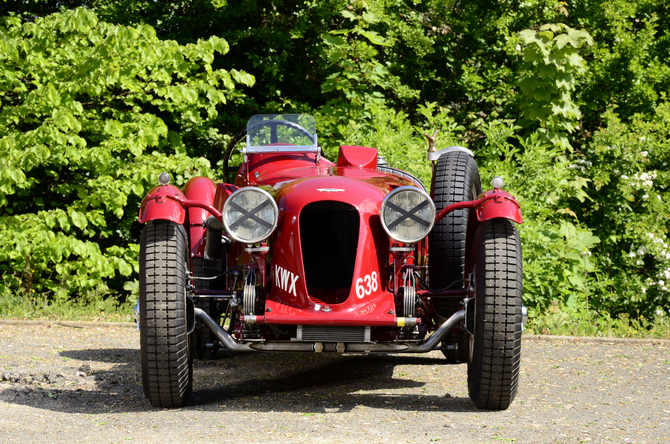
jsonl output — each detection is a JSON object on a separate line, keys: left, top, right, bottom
{"left": 222, "top": 119, "right": 316, "bottom": 183}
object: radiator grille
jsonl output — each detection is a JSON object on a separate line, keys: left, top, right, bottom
{"left": 299, "top": 325, "right": 370, "bottom": 342}
{"left": 300, "top": 201, "right": 359, "bottom": 304}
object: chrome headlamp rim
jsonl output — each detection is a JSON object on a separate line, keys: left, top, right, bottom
{"left": 380, "top": 186, "right": 436, "bottom": 244}
{"left": 222, "top": 187, "right": 279, "bottom": 244}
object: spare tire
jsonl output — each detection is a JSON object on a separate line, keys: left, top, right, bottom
{"left": 428, "top": 150, "right": 482, "bottom": 319}
{"left": 429, "top": 151, "right": 481, "bottom": 363}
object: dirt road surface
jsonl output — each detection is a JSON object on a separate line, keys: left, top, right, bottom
{"left": 1, "top": 323, "right": 669, "bottom": 443}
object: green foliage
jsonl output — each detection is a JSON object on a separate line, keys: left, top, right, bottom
{"left": 1, "top": 1, "right": 669, "bottom": 330}
{"left": 516, "top": 23, "right": 593, "bottom": 149}
{"left": 326, "top": 102, "right": 463, "bottom": 186}
{"left": 0, "top": 289, "right": 133, "bottom": 322}
{"left": 319, "top": 4, "right": 419, "bottom": 130}
{"left": 572, "top": 0, "right": 670, "bottom": 126}
{"left": 580, "top": 105, "right": 670, "bottom": 318}
{"left": 0, "top": 9, "right": 252, "bottom": 299}
{"left": 87, "top": 0, "right": 348, "bottom": 122}
{"left": 475, "top": 122, "right": 600, "bottom": 311}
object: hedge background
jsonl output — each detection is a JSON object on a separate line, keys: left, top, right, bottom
{"left": 1, "top": 1, "right": 668, "bottom": 324}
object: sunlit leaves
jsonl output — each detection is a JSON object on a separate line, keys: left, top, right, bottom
{"left": 319, "top": 4, "right": 416, "bottom": 124}
{"left": 0, "top": 9, "right": 252, "bottom": 298}
{"left": 581, "top": 104, "right": 670, "bottom": 314}
{"left": 517, "top": 24, "right": 593, "bottom": 150}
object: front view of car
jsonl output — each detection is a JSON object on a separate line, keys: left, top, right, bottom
{"left": 136, "top": 113, "right": 525, "bottom": 411}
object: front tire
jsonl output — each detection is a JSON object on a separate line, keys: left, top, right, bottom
{"left": 467, "top": 219, "right": 523, "bottom": 410}
{"left": 139, "top": 220, "right": 193, "bottom": 408}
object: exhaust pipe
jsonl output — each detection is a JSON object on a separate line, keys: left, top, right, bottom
{"left": 194, "top": 308, "right": 465, "bottom": 354}
{"left": 195, "top": 308, "right": 253, "bottom": 352}
{"left": 404, "top": 310, "right": 464, "bottom": 353}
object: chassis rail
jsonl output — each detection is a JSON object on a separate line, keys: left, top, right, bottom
{"left": 194, "top": 308, "right": 465, "bottom": 354}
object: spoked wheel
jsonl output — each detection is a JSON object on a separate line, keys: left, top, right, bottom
{"left": 428, "top": 151, "right": 481, "bottom": 361}
{"left": 139, "top": 220, "right": 193, "bottom": 408}
{"left": 467, "top": 218, "right": 523, "bottom": 410}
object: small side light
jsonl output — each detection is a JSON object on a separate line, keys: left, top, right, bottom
{"left": 158, "top": 172, "right": 171, "bottom": 186}
{"left": 491, "top": 176, "right": 504, "bottom": 189}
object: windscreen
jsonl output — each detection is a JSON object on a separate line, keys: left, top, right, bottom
{"left": 246, "top": 114, "right": 317, "bottom": 150}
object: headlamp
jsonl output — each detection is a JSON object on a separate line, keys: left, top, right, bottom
{"left": 222, "top": 188, "right": 278, "bottom": 244}
{"left": 380, "top": 186, "right": 436, "bottom": 243}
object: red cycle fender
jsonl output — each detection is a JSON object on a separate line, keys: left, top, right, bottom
{"left": 475, "top": 189, "right": 523, "bottom": 224}
{"left": 434, "top": 189, "right": 522, "bottom": 225}
{"left": 138, "top": 184, "right": 187, "bottom": 224}
{"left": 460, "top": 189, "right": 522, "bottom": 281}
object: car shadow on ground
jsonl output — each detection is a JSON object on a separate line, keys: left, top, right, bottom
{"left": 0, "top": 349, "right": 477, "bottom": 414}
{"left": 190, "top": 353, "right": 475, "bottom": 413}
{"left": 59, "top": 348, "right": 138, "bottom": 364}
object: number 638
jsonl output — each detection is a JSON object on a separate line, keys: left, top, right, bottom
{"left": 355, "top": 271, "right": 378, "bottom": 299}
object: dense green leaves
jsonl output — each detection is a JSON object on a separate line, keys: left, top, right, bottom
{"left": 517, "top": 24, "right": 593, "bottom": 149}
{"left": 0, "top": 9, "right": 252, "bottom": 299}
{"left": 580, "top": 105, "right": 670, "bottom": 314}
{"left": 1, "top": 1, "right": 669, "bottom": 323}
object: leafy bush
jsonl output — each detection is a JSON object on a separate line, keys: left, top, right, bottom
{"left": 516, "top": 23, "right": 593, "bottom": 149}
{"left": 1, "top": 2, "right": 669, "bottom": 332}
{"left": 474, "top": 120, "right": 600, "bottom": 313}
{"left": 0, "top": 289, "right": 133, "bottom": 322}
{"left": 324, "top": 102, "right": 463, "bottom": 187}
{"left": 0, "top": 9, "right": 253, "bottom": 300}
{"left": 526, "top": 301, "right": 670, "bottom": 339}
{"left": 580, "top": 105, "right": 670, "bottom": 318}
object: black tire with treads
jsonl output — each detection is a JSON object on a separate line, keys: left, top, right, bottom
{"left": 139, "top": 220, "right": 193, "bottom": 408}
{"left": 468, "top": 218, "right": 523, "bottom": 410}
{"left": 429, "top": 151, "right": 481, "bottom": 362}
{"left": 429, "top": 151, "right": 482, "bottom": 319}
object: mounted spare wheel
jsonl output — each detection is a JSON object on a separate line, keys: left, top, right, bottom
{"left": 428, "top": 150, "right": 481, "bottom": 363}
{"left": 139, "top": 220, "right": 193, "bottom": 408}
{"left": 467, "top": 218, "right": 523, "bottom": 410}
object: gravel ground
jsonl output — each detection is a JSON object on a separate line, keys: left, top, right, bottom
{"left": 1, "top": 323, "right": 669, "bottom": 444}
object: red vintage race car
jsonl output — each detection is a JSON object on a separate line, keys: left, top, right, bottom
{"left": 135, "top": 114, "right": 525, "bottom": 410}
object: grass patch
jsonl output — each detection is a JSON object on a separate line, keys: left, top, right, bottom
{"left": 0, "top": 291, "right": 134, "bottom": 323}
{"left": 525, "top": 305, "right": 670, "bottom": 339}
